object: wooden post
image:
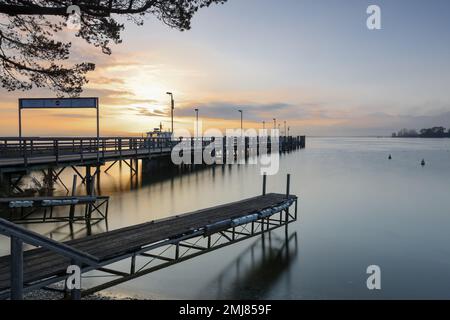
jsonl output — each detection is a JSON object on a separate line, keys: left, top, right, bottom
{"left": 295, "top": 199, "right": 298, "bottom": 221}
{"left": 86, "top": 173, "right": 95, "bottom": 220}
{"left": 261, "top": 216, "right": 265, "bottom": 239}
{"left": 286, "top": 174, "right": 290, "bottom": 198}
{"left": 86, "top": 166, "right": 92, "bottom": 195}
{"left": 69, "top": 175, "right": 77, "bottom": 222}
{"left": 130, "top": 254, "right": 136, "bottom": 274}
{"left": 285, "top": 173, "right": 291, "bottom": 232}
{"left": 175, "top": 243, "right": 180, "bottom": 260}
{"left": 135, "top": 159, "right": 139, "bottom": 187}
{"left": 90, "top": 174, "right": 96, "bottom": 197}
{"left": 262, "top": 174, "right": 267, "bottom": 196}
{"left": 10, "top": 236, "right": 23, "bottom": 300}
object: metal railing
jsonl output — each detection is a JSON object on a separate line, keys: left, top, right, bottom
{"left": 0, "top": 218, "right": 99, "bottom": 300}
{"left": 0, "top": 136, "right": 304, "bottom": 167}
{"left": 0, "top": 137, "right": 171, "bottom": 158}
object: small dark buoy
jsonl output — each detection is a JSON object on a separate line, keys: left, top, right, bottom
{"left": 388, "top": 154, "right": 392, "bottom": 160}
{"left": 421, "top": 159, "right": 425, "bottom": 166}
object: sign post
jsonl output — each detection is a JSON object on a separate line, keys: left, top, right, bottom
{"left": 18, "top": 97, "right": 100, "bottom": 163}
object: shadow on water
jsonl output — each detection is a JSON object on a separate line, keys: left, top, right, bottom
{"left": 204, "top": 231, "right": 298, "bottom": 300}
{"left": 40, "top": 217, "right": 109, "bottom": 242}
{"left": 99, "top": 159, "right": 227, "bottom": 194}
{"left": 141, "top": 161, "right": 223, "bottom": 186}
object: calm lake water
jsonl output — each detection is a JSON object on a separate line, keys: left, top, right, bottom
{"left": 2, "top": 137, "right": 450, "bottom": 299}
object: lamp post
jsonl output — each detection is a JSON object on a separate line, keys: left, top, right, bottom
{"left": 262, "top": 121, "right": 265, "bottom": 129}
{"left": 273, "top": 118, "right": 276, "bottom": 130}
{"left": 194, "top": 108, "right": 199, "bottom": 138}
{"left": 166, "top": 92, "right": 174, "bottom": 134}
{"left": 284, "top": 121, "right": 287, "bottom": 136}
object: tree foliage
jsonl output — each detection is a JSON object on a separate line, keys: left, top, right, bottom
{"left": 393, "top": 126, "right": 450, "bottom": 138}
{"left": 0, "top": 0, "right": 226, "bottom": 96}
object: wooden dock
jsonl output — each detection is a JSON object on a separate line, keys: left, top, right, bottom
{"left": 0, "top": 192, "right": 298, "bottom": 299}
{"left": 0, "top": 136, "right": 305, "bottom": 194}
{"left": 0, "top": 136, "right": 305, "bottom": 171}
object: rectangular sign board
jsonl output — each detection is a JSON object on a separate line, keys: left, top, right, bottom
{"left": 19, "top": 98, "right": 98, "bottom": 109}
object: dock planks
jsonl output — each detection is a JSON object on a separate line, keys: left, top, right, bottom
{"left": 0, "top": 193, "right": 296, "bottom": 292}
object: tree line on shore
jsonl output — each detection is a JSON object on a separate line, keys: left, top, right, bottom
{"left": 392, "top": 127, "right": 450, "bottom": 138}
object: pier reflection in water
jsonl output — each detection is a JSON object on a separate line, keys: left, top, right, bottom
{"left": 42, "top": 217, "right": 109, "bottom": 242}
{"left": 206, "top": 232, "right": 298, "bottom": 300}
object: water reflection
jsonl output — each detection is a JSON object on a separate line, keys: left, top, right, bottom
{"left": 205, "top": 231, "right": 298, "bottom": 300}
{"left": 42, "top": 218, "right": 109, "bottom": 242}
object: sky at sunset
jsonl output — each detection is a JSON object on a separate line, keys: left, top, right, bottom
{"left": 1, "top": 0, "right": 450, "bottom": 137}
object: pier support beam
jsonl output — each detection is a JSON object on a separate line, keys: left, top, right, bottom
{"left": 86, "top": 166, "right": 92, "bottom": 195}
{"left": 10, "top": 236, "right": 23, "bottom": 300}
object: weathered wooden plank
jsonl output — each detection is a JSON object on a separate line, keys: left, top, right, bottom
{"left": 0, "top": 193, "right": 296, "bottom": 291}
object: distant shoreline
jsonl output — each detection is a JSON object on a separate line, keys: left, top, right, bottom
{"left": 392, "top": 137, "right": 450, "bottom": 139}
{"left": 307, "top": 136, "right": 450, "bottom": 138}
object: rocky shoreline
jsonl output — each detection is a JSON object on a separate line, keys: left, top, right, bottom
{"left": 23, "top": 282, "right": 141, "bottom": 300}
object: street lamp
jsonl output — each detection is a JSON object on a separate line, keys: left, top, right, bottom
{"left": 273, "top": 118, "right": 276, "bottom": 130}
{"left": 194, "top": 108, "right": 199, "bottom": 138}
{"left": 166, "top": 92, "right": 174, "bottom": 134}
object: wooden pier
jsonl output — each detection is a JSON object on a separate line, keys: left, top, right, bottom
{"left": 0, "top": 180, "right": 298, "bottom": 299}
{"left": 0, "top": 135, "right": 305, "bottom": 194}
{"left": 0, "top": 136, "right": 305, "bottom": 171}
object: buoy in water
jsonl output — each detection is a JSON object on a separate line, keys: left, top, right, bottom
{"left": 421, "top": 159, "right": 425, "bottom": 166}
{"left": 388, "top": 154, "right": 392, "bottom": 160}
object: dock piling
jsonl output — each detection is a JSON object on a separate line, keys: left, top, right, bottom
{"left": 69, "top": 175, "right": 77, "bottom": 222}
{"left": 262, "top": 174, "right": 267, "bottom": 196}
{"left": 10, "top": 236, "right": 23, "bottom": 300}
{"left": 286, "top": 174, "right": 290, "bottom": 198}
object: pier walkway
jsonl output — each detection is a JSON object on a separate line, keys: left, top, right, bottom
{"left": 0, "top": 136, "right": 305, "bottom": 172}
{"left": 0, "top": 190, "right": 298, "bottom": 299}
{"left": 0, "top": 136, "right": 305, "bottom": 193}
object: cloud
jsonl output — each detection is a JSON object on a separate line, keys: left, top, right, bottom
{"left": 128, "top": 106, "right": 169, "bottom": 117}
{"left": 172, "top": 102, "right": 310, "bottom": 122}
{"left": 47, "top": 113, "right": 95, "bottom": 119}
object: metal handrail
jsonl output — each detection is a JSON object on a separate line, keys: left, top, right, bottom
{"left": 0, "top": 218, "right": 99, "bottom": 264}
{"left": 0, "top": 136, "right": 304, "bottom": 164}
{"left": 0, "top": 218, "right": 100, "bottom": 265}
{"left": 0, "top": 218, "right": 99, "bottom": 300}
